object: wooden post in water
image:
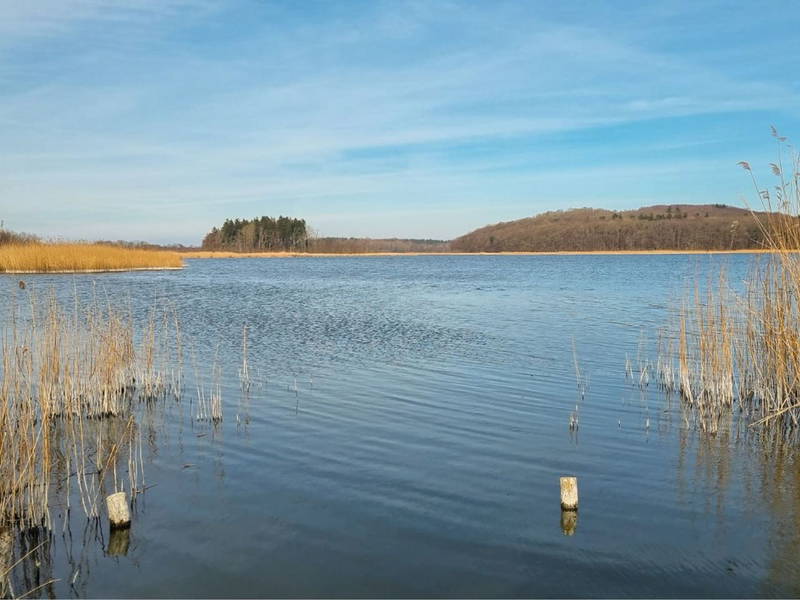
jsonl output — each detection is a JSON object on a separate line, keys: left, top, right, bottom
{"left": 106, "top": 491, "right": 131, "bottom": 529}
{"left": 560, "top": 476, "right": 578, "bottom": 511}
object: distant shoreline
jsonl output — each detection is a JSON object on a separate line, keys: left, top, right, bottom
{"left": 3, "top": 266, "right": 185, "bottom": 274}
{"left": 182, "top": 249, "right": 778, "bottom": 258}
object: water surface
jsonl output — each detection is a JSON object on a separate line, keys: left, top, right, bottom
{"left": 3, "top": 254, "right": 798, "bottom": 598}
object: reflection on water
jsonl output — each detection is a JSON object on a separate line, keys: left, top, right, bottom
{"left": 672, "top": 420, "right": 800, "bottom": 597}
{"left": 1, "top": 526, "right": 56, "bottom": 599}
{"left": 560, "top": 510, "right": 578, "bottom": 536}
{"left": 107, "top": 528, "right": 131, "bottom": 558}
{"left": 1, "top": 255, "right": 799, "bottom": 597}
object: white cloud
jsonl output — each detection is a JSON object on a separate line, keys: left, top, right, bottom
{"left": 0, "top": 1, "right": 797, "bottom": 242}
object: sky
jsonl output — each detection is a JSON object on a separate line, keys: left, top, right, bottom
{"left": 1, "top": 1, "right": 799, "bottom": 244}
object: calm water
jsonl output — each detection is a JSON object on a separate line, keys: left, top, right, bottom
{"left": 3, "top": 255, "right": 799, "bottom": 598}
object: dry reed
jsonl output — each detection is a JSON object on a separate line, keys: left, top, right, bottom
{"left": 664, "top": 129, "right": 800, "bottom": 435}
{"left": 0, "top": 287, "right": 183, "bottom": 534}
{"left": 0, "top": 243, "right": 183, "bottom": 273}
{"left": 192, "top": 344, "right": 223, "bottom": 424}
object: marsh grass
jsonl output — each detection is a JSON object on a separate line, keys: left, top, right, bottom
{"left": 0, "top": 243, "right": 183, "bottom": 273}
{"left": 192, "top": 344, "right": 223, "bottom": 425}
{"left": 665, "top": 129, "right": 800, "bottom": 436}
{"left": 0, "top": 287, "right": 183, "bottom": 536}
{"left": 569, "top": 338, "right": 587, "bottom": 433}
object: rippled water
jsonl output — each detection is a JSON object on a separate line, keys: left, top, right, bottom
{"left": 3, "top": 255, "right": 800, "bottom": 598}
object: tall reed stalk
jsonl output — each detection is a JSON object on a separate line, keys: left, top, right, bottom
{"left": 666, "top": 129, "right": 800, "bottom": 436}
{"left": 0, "top": 287, "right": 182, "bottom": 532}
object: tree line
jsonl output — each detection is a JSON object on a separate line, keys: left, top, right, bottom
{"left": 451, "top": 205, "right": 772, "bottom": 252}
{"left": 0, "top": 226, "right": 37, "bottom": 246}
{"left": 308, "top": 237, "right": 449, "bottom": 253}
{"left": 202, "top": 216, "right": 309, "bottom": 251}
{"left": 200, "top": 216, "right": 452, "bottom": 253}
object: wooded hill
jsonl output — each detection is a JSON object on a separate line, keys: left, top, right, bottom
{"left": 450, "top": 204, "right": 772, "bottom": 252}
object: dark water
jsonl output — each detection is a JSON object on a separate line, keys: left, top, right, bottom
{"left": 3, "top": 255, "right": 800, "bottom": 598}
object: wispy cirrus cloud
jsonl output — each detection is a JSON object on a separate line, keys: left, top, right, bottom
{"left": 0, "top": 1, "right": 798, "bottom": 242}
{"left": 0, "top": 0, "right": 212, "bottom": 38}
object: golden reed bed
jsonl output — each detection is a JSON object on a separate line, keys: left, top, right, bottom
{"left": 666, "top": 135, "right": 800, "bottom": 435}
{"left": 0, "top": 243, "right": 184, "bottom": 273}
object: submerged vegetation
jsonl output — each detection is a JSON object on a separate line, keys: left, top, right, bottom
{"left": 662, "top": 130, "right": 800, "bottom": 437}
{"left": 0, "top": 243, "right": 183, "bottom": 273}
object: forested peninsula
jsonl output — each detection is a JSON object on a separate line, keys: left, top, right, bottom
{"left": 201, "top": 216, "right": 309, "bottom": 251}
{"left": 200, "top": 216, "right": 447, "bottom": 253}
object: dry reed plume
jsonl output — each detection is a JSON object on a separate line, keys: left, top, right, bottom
{"left": 0, "top": 243, "right": 183, "bottom": 273}
{"left": 663, "top": 128, "right": 800, "bottom": 436}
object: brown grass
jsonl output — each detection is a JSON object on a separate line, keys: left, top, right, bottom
{"left": 0, "top": 243, "right": 183, "bottom": 273}
{"left": 0, "top": 289, "right": 183, "bottom": 532}
{"left": 666, "top": 129, "right": 800, "bottom": 435}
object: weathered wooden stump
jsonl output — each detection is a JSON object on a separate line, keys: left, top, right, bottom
{"left": 560, "top": 476, "right": 578, "bottom": 511}
{"left": 106, "top": 491, "right": 131, "bottom": 529}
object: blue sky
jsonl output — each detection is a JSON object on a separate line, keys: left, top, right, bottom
{"left": 1, "top": 1, "right": 798, "bottom": 244}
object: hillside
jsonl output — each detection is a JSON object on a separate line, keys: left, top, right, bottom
{"left": 450, "top": 204, "right": 772, "bottom": 252}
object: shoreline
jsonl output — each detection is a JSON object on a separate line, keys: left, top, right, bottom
{"left": 2, "top": 266, "right": 185, "bottom": 274}
{"left": 2, "top": 250, "right": 779, "bottom": 274}
{"left": 181, "top": 249, "right": 779, "bottom": 258}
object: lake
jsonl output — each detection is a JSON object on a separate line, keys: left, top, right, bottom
{"left": 2, "top": 254, "right": 798, "bottom": 598}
